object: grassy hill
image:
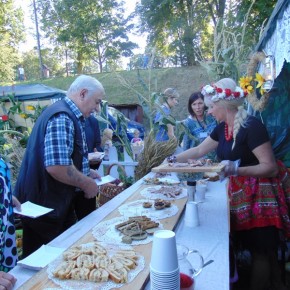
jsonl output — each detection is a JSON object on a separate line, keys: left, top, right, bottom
{"left": 28, "top": 65, "right": 210, "bottom": 124}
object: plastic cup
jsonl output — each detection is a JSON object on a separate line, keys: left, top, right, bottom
{"left": 150, "top": 230, "right": 179, "bottom": 272}
{"left": 195, "top": 187, "right": 206, "bottom": 202}
{"left": 184, "top": 202, "right": 199, "bottom": 227}
{"left": 196, "top": 181, "right": 207, "bottom": 191}
{"left": 187, "top": 185, "right": 196, "bottom": 202}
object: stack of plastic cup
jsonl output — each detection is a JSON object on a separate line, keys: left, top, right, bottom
{"left": 150, "top": 230, "right": 180, "bottom": 290}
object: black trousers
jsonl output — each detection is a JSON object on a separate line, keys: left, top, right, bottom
{"left": 74, "top": 192, "right": 96, "bottom": 221}
{"left": 21, "top": 211, "right": 76, "bottom": 258}
{"left": 73, "top": 162, "right": 101, "bottom": 221}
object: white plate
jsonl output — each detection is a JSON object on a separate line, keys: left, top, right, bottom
{"left": 47, "top": 242, "right": 145, "bottom": 290}
{"left": 140, "top": 186, "right": 187, "bottom": 201}
{"left": 118, "top": 199, "right": 179, "bottom": 220}
{"left": 92, "top": 216, "right": 163, "bottom": 245}
{"left": 17, "top": 245, "right": 65, "bottom": 270}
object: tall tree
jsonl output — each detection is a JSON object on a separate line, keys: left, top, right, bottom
{"left": 228, "top": 0, "right": 277, "bottom": 48}
{"left": 22, "top": 48, "right": 66, "bottom": 80}
{"left": 136, "top": 0, "right": 276, "bottom": 68}
{"left": 0, "top": 0, "right": 25, "bottom": 81}
{"left": 136, "top": 0, "right": 213, "bottom": 66}
{"left": 37, "top": 0, "right": 137, "bottom": 73}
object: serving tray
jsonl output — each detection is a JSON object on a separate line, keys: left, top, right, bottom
{"left": 152, "top": 163, "right": 225, "bottom": 173}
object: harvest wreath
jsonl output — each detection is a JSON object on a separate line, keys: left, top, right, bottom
{"left": 239, "top": 51, "right": 271, "bottom": 112}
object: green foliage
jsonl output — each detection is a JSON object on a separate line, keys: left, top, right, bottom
{"left": 37, "top": 66, "right": 210, "bottom": 132}
{"left": 115, "top": 68, "right": 162, "bottom": 131}
{"left": 0, "top": 94, "right": 22, "bottom": 115}
{"left": 0, "top": 94, "right": 47, "bottom": 151}
{"left": 136, "top": 0, "right": 218, "bottom": 66}
{"left": 22, "top": 48, "right": 65, "bottom": 80}
{"left": 136, "top": 0, "right": 275, "bottom": 73}
{"left": 38, "top": 0, "right": 138, "bottom": 73}
{"left": 120, "top": 174, "right": 134, "bottom": 187}
{"left": 115, "top": 61, "right": 187, "bottom": 143}
{"left": 233, "top": 0, "right": 277, "bottom": 44}
{"left": 21, "top": 50, "right": 42, "bottom": 80}
{"left": 0, "top": 0, "right": 25, "bottom": 81}
{"left": 193, "top": 0, "right": 273, "bottom": 82}
{"left": 25, "top": 104, "right": 47, "bottom": 124}
{"left": 97, "top": 101, "right": 134, "bottom": 160}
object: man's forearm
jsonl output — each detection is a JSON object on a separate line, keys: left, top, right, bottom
{"left": 46, "top": 165, "right": 94, "bottom": 191}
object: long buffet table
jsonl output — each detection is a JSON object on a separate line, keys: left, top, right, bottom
{"left": 10, "top": 172, "right": 229, "bottom": 290}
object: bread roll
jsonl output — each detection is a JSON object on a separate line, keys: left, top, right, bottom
{"left": 106, "top": 262, "right": 128, "bottom": 284}
{"left": 94, "top": 254, "right": 110, "bottom": 269}
{"left": 88, "top": 268, "right": 109, "bottom": 282}
{"left": 63, "top": 248, "right": 81, "bottom": 260}
{"left": 53, "top": 261, "right": 76, "bottom": 279}
{"left": 76, "top": 254, "right": 95, "bottom": 269}
{"left": 115, "top": 250, "right": 138, "bottom": 260}
{"left": 112, "top": 255, "right": 137, "bottom": 269}
{"left": 70, "top": 268, "right": 90, "bottom": 280}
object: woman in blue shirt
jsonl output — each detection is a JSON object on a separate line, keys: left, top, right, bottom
{"left": 154, "top": 88, "right": 180, "bottom": 141}
{"left": 182, "top": 91, "right": 217, "bottom": 160}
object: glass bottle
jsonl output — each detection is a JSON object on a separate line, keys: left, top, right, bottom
{"left": 186, "top": 181, "right": 196, "bottom": 202}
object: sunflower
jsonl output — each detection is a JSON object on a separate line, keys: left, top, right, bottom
{"left": 239, "top": 76, "right": 254, "bottom": 94}
{"left": 20, "top": 113, "right": 28, "bottom": 119}
{"left": 26, "top": 105, "right": 35, "bottom": 110}
{"left": 254, "top": 73, "right": 265, "bottom": 95}
{"left": 239, "top": 73, "right": 266, "bottom": 95}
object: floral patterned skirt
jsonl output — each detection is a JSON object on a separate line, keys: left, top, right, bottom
{"left": 228, "top": 160, "right": 290, "bottom": 238}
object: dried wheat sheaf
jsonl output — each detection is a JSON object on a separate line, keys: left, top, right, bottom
{"left": 135, "top": 130, "right": 178, "bottom": 180}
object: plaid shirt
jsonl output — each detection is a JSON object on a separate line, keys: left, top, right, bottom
{"left": 44, "top": 97, "right": 90, "bottom": 176}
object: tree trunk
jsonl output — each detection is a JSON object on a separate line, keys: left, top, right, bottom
{"left": 76, "top": 52, "right": 84, "bottom": 74}
{"left": 183, "top": 27, "right": 195, "bottom": 66}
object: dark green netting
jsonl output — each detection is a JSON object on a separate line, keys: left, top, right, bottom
{"left": 252, "top": 62, "right": 290, "bottom": 167}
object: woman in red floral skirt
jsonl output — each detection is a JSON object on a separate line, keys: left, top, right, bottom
{"left": 169, "top": 78, "right": 290, "bottom": 290}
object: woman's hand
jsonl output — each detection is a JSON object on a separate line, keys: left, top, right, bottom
{"left": 12, "top": 196, "right": 21, "bottom": 211}
{"left": 0, "top": 271, "right": 17, "bottom": 290}
{"left": 218, "top": 160, "right": 240, "bottom": 181}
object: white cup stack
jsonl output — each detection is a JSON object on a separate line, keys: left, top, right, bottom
{"left": 184, "top": 201, "right": 199, "bottom": 227}
{"left": 150, "top": 230, "right": 180, "bottom": 290}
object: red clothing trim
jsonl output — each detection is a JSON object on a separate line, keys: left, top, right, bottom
{"left": 228, "top": 160, "right": 290, "bottom": 238}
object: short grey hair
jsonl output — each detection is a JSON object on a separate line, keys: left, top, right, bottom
{"left": 67, "top": 75, "right": 105, "bottom": 98}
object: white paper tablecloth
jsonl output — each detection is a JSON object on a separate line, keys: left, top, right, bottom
{"left": 11, "top": 173, "right": 229, "bottom": 290}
